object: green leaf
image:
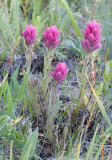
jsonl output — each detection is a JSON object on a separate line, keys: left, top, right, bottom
{"left": 61, "top": 0, "right": 82, "bottom": 38}
{"left": 51, "top": 101, "right": 62, "bottom": 119}
{"left": 0, "top": 124, "right": 26, "bottom": 148}
{"left": 32, "top": 0, "right": 42, "bottom": 24}
{"left": 109, "top": 60, "right": 112, "bottom": 68}
{"left": 93, "top": 90, "right": 112, "bottom": 127}
{"left": 94, "top": 135, "right": 110, "bottom": 160}
{"left": 0, "top": 81, "right": 8, "bottom": 97}
{"left": 61, "top": 39, "right": 82, "bottom": 56}
{"left": 105, "top": 126, "right": 112, "bottom": 134}
{"left": 18, "top": 73, "right": 28, "bottom": 101}
{"left": 0, "top": 115, "right": 10, "bottom": 126}
{"left": 87, "top": 75, "right": 112, "bottom": 128}
{"left": 10, "top": 64, "right": 20, "bottom": 98}
{"left": 0, "top": 110, "right": 15, "bottom": 120}
{"left": 10, "top": 0, "right": 20, "bottom": 37}
{"left": 75, "top": 143, "right": 80, "bottom": 160}
{"left": 20, "top": 128, "right": 38, "bottom": 160}
{"left": 85, "top": 124, "right": 99, "bottom": 160}
{"left": 105, "top": 61, "right": 110, "bottom": 75}
{"left": 7, "top": 86, "right": 14, "bottom": 113}
{"left": 10, "top": 141, "right": 14, "bottom": 160}
{"left": 10, "top": 64, "right": 20, "bottom": 88}
{"left": 0, "top": 115, "right": 26, "bottom": 148}
{"left": 95, "top": 83, "right": 103, "bottom": 95}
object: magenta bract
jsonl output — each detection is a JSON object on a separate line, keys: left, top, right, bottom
{"left": 22, "top": 25, "right": 37, "bottom": 46}
{"left": 81, "top": 20, "right": 102, "bottom": 53}
{"left": 43, "top": 26, "right": 61, "bottom": 49}
{"left": 51, "top": 62, "right": 69, "bottom": 84}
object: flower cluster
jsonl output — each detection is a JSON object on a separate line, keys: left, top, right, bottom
{"left": 51, "top": 62, "right": 69, "bottom": 85}
{"left": 81, "top": 20, "right": 102, "bottom": 53}
{"left": 22, "top": 25, "right": 37, "bottom": 46}
{"left": 22, "top": 25, "right": 61, "bottom": 50}
{"left": 43, "top": 26, "right": 61, "bottom": 49}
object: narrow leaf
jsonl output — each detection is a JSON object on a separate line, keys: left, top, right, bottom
{"left": 61, "top": 0, "right": 82, "bottom": 38}
{"left": 94, "top": 135, "right": 110, "bottom": 160}
{"left": 18, "top": 73, "right": 28, "bottom": 101}
{"left": 10, "top": 141, "right": 14, "bottom": 160}
{"left": 86, "top": 73, "right": 112, "bottom": 127}
{"left": 20, "top": 128, "right": 38, "bottom": 160}
{"left": 75, "top": 143, "right": 80, "bottom": 160}
{"left": 7, "top": 86, "right": 14, "bottom": 113}
{"left": 85, "top": 124, "right": 99, "bottom": 160}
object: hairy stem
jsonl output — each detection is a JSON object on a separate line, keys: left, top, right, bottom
{"left": 26, "top": 46, "right": 31, "bottom": 75}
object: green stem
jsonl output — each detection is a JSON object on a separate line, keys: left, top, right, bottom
{"left": 46, "top": 118, "right": 53, "bottom": 143}
{"left": 46, "top": 84, "right": 58, "bottom": 143}
{"left": 44, "top": 49, "right": 53, "bottom": 78}
{"left": 74, "top": 57, "right": 89, "bottom": 116}
{"left": 42, "top": 49, "right": 54, "bottom": 101}
{"left": 26, "top": 46, "right": 31, "bottom": 75}
{"left": 78, "top": 57, "right": 88, "bottom": 100}
{"left": 51, "top": 84, "right": 58, "bottom": 105}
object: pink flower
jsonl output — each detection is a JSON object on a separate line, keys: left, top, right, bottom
{"left": 43, "top": 26, "right": 61, "bottom": 49}
{"left": 22, "top": 25, "right": 37, "bottom": 46}
{"left": 81, "top": 20, "right": 102, "bottom": 53}
{"left": 51, "top": 62, "right": 69, "bottom": 85}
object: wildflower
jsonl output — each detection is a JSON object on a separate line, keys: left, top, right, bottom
{"left": 81, "top": 20, "right": 102, "bottom": 53}
{"left": 22, "top": 25, "right": 37, "bottom": 46}
{"left": 43, "top": 26, "right": 61, "bottom": 49}
{"left": 51, "top": 62, "right": 69, "bottom": 84}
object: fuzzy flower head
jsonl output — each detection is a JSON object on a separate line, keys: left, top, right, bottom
{"left": 81, "top": 20, "right": 102, "bottom": 53}
{"left": 22, "top": 25, "right": 37, "bottom": 46}
{"left": 43, "top": 26, "right": 61, "bottom": 50}
{"left": 51, "top": 62, "right": 69, "bottom": 85}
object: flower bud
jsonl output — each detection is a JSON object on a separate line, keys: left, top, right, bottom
{"left": 81, "top": 20, "right": 102, "bottom": 53}
{"left": 43, "top": 26, "right": 61, "bottom": 50}
{"left": 51, "top": 62, "right": 69, "bottom": 84}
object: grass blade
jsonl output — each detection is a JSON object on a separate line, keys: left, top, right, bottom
{"left": 85, "top": 124, "right": 99, "bottom": 160}
{"left": 20, "top": 128, "right": 38, "bottom": 160}
{"left": 86, "top": 73, "right": 112, "bottom": 127}
{"left": 7, "top": 85, "right": 14, "bottom": 113}
{"left": 10, "top": 141, "right": 14, "bottom": 160}
{"left": 61, "top": 0, "right": 82, "bottom": 38}
{"left": 75, "top": 143, "right": 80, "bottom": 160}
{"left": 94, "top": 135, "right": 110, "bottom": 160}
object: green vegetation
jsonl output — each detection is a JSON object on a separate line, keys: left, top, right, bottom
{"left": 0, "top": 0, "right": 112, "bottom": 160}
